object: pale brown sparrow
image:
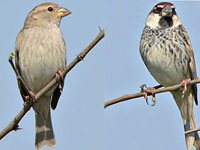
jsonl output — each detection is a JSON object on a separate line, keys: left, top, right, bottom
{"left": 15, "top": 2, "right": 71, "bottom": 149}
{"left": 140, "top": 2, "right": 199, "bottom": 149}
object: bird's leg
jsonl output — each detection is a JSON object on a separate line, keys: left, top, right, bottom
{"left": 55, "top": 69, "right": 64, "bottom": 91}
{"left": 140, "top": 84, "right": 162, "bottom": 106}
{"left": 140, "top": 84, "right": 149, "bottom": 104}
{"left": 180, "top": 79, "right": 191, "bottom": 98}
{"left": 25, "top": 91, "right": 36, "bottom": 104}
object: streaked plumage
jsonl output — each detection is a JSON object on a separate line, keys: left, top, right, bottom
{"left": 140, "top": 2, "right": 199, "bottom": 149}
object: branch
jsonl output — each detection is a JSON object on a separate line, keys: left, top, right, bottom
{"left": 185, "top": 127, "right": 200, "bottom": 135}
{"left": 104, "top": 78, "right": 200, "bottom": 108}
{"left": 0, "top": 28, "right": 105, "bottom": 139}
{"left": 104, "top": 78, "right": 200, "bottom": 135}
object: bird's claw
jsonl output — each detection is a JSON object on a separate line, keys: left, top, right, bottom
{"left": 151, "top": 94, "right": 156, "bottom": 106}
{"left": 140, "top": 84, "right": 156, "bottom": 106}
{"left": 140, "top": 84, "right": 149, "bottom": 105}
{"left": 180, "top": 79, "right": 190, "bottom": 98}
{"left": 55, "top": 69, "right": 64, "bottom": 91}
{"left": 24, "top": 91, "right": 36, "bottom": 105}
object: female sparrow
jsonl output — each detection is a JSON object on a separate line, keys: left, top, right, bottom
{"left": 15, "top": 2, "right": 71, "bottom": 149}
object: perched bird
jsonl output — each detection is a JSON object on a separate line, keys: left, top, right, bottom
{"left": 140, "top": 2, "right": 200, "bottom": 150}
{"left": 15, "top": 3, "right": 71, "bottom": 149}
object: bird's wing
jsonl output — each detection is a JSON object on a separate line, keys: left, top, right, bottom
{"left": 51, "top": 58, "right": 66, "bottom": 110}
{"left": 51, "top": 78, "right": 64, "bottom": 110}
{"left": 15, "top": 49, "right": 28, "bottom": 102}
{"left": 180, "top": 25, "right": 198, "bottom": 105}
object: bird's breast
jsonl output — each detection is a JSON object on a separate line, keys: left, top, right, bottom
{"left": 140, "top": 27, "right": 190, "bottom": 86}
{"left": 17, "top": 27, "right": 66, "bottom": 93}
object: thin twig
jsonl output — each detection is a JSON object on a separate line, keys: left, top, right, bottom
{"left": 185, "top": 127, "right": 200, "bottom": 135}
{"left": 0, "top": 28, "right": 105, "bottom": 139}
{"left": 9, "top": 55, "right": 32, "bottom": 97}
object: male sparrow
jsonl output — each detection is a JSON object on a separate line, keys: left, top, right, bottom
{"left": 140, "top": 2, "right": 199, "bottom": 149}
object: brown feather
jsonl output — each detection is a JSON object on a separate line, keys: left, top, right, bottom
{"left": 180, "top": 25, "right": 198, "bottom": 105}
{"left": 51, "top": 84, "right": 64, "bottom": 110}
{"left": 15, "top": 49, "right": 28, "bottom": 102}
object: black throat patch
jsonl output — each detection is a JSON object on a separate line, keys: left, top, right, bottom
{"left": 159, "top": 16, "right": 173, "bottom": 28}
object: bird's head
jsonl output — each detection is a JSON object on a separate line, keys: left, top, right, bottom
{"left": 24, "top": 3, "right": 71, "bottom": 28}
{"left": 146, "top": 2, "right": 181, "bottom": 29}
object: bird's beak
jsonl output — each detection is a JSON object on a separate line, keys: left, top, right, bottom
{"left": 161, "top": 6, "right": 173, "bottom": 17}
{"left": 56, "top": 7, "right": 71, "bottom": 17}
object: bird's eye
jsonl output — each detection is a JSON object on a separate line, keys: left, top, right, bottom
{"left": 47, "top": 7, "right": 53, "bottom": 12}
{"left": 153, "top": 6, "right": 162, "bottom": 14}
{"left": 156, "top": 7, "right": 162, "bottom": 13}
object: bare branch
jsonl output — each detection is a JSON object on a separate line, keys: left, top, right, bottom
{"left": 185, "top": 127, "right": 200, "bottom": 135}
{"left": 104, "top": 78, "right": 200, "bottom": 135}
{"left": 104, "top": 78, "right": 200, "bottom": 108}
{"left": 0, "top": 28, "right": 105, "bottom": 139}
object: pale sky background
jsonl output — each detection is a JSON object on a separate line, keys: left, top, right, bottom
{"left": 0, "top": 1, "right": 200, "bottom": 150}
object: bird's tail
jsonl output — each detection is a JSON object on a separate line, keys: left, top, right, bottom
{"left": 172, "top": 90, "right": 200, "bottom": 150}
{"left": 193, "top": 119, "right": 200, "bottom": 150}
{"left": 185, "top": 110, "right": 200, "bottom": 150}
{"left": 34, "top": 98, "right": 55, "bottom": 150}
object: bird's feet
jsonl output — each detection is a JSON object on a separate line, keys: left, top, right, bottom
{"left": 140, "top": 84, "right": 162, "bottom": 106}
{"left": 25, "top": 91, "right": 36, "bottom": 104}
{"left": 55, "top": 69, "right": 64, "bottom": 91}
{"left": 180, "top": 79, "right": 191, "bottom": 98}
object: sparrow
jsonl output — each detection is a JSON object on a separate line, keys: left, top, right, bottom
{"left": 140, "top": 2, "right": 200, "bottom": 150}
{"left": 15, "top": 2, "right": 71, "bottom": 149}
